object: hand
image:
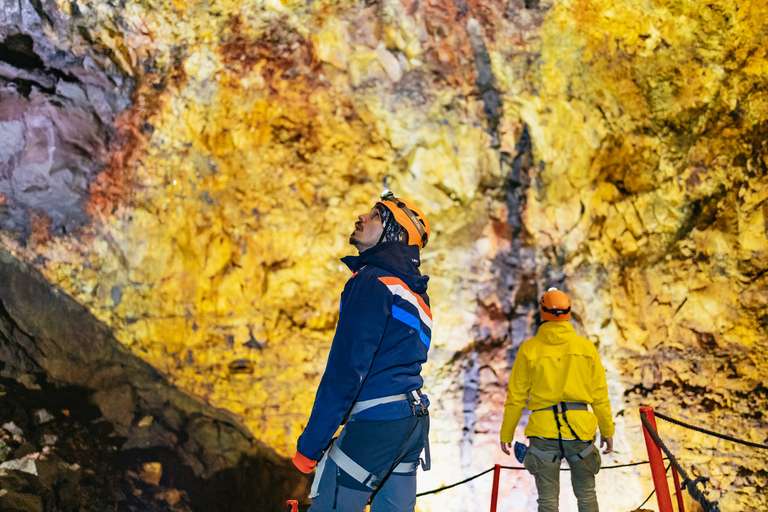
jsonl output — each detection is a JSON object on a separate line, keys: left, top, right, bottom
{"left": 600, "top": 435, "right": 613, "bottom": 454}
{"left": 292, "top": 451, "right": 317, "bottom": 473}
{"left": 500, "top": 441, "right": 512, "bottom": 456}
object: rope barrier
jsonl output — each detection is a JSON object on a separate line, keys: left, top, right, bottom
{"left": 502, "top": 459, "right": 658, "bottom": 471}
{"left": 415, "top": 467, "right": 496, "bottom": 497}
{"left": 655, "top": 411, "right": 768, "bottom": 450}
{"left": 416, "top": 459, "right": 656, "bottom": 497}
{"left": 640, "top": 412, "right": 721, "bottom": 512}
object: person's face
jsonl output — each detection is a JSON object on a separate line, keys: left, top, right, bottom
{"left": 349, "top": 206, "right": 384, "bottom": 253}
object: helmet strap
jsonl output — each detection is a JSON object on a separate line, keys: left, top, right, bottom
{"left": 376, "top": 228, "right": 387, "bottom": 245}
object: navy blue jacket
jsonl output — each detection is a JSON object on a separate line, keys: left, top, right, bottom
{"left": 296, "top": 242, "right": 432, "bottom": 460}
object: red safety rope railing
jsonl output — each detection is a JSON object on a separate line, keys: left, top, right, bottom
{"left": 672, "top": 465, "right": 686, "bottom": 512}
{"left": 640, "top": 406, "right": 721, "bottom": 512}
{"left": 489, "top": 464, "right": 501, "bottom": 512}
{"left": 640, "top": 406, "right": 675, "bottom": 512}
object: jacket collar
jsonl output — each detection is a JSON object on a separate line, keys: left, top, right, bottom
{"left": 341, "top": 242, "right": 429, "bottom": 293}
{"left": 536, "top": 321, "right": 575, "bottom": 344}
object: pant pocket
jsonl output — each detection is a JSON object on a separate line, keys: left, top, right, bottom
{"left": 590, "top": 448, "right": 602, "bottom": 475}
{"left": 524, "top": 449, "right": 558, "bottom": 476}
{"left": 523, "top": 451, "right": 539, "bottom": 475}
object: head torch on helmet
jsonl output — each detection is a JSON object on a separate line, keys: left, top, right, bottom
{"left": 378, "top": 190, "right": 430, "bottom": 249}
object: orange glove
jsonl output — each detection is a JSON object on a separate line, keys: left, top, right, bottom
{"left": 293, "top": 451, "right": 317, "bottom": 474}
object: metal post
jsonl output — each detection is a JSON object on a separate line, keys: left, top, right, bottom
{"left": 672, "top": 466, "right": 686, "bottom": 512}
{"left": 490, "top": 464, "right": 501, "bottom": 512}
{"left": 640, "top": 406, "right": 674, "bottom": 512}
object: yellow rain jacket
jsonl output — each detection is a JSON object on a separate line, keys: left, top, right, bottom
{"left": 500, "top": 321, "right": 614, "bottom": 443}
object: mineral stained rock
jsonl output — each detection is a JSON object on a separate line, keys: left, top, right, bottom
{"left": 1, "top": 0, "right": 767, "bottom": 510}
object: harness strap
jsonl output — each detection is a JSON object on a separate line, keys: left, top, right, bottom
{"left": 537, "top": 402, "right": 588, "bottom": 413}
{"left": 561, "top": 411, "right": 584, "bottom": 442}
{"left": 420, "top": 413, "right": 431, "bottom": 471}
{"left": 570, "top": 443, "right": 594, "bottom": 462}
{"left": 328, "top": 443, "right": 381, "bottom": 489}
{"left": 309, "top": 446, "right": 332, "bottom": 498}
{"left": 350, "top": 394, "right": 407, "bottom": 416}
{"left": 528, "top": 444, "right": 560, "bottom": 464}
{"left": 392, "top": 461, "right": 419, "bottom": 473}
{"left": 406, "top": 390, "right": 431, "bottom": 471}
{"left": 553, "top": 409, "right": 567, "bottom": 459}
{"left": 527, "top": 442, "right": 595, "bottom": 464}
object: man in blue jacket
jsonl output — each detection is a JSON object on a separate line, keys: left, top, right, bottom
{"left": 293, "top": 191, "right": 433, "bottom": 512}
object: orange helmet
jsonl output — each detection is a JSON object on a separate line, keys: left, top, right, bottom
{"left": 377, "top": 191, "right": 431, "bottom": 249}
{"left": 540, "top": 288, "right": 571, "bottom": 321}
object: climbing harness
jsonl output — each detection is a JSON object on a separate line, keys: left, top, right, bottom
{"left": 314, "top": 390, "right": 431, "bottom": 495}
{"left": 528, "top": 402, "right": 594, "bottom": 463}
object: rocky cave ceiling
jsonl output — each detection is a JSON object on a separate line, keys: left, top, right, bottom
{"left": 1, "top": 0, "right": 767, "bottom": 510}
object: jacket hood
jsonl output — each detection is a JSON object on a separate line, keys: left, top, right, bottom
{"left": 536, "top": 321, "right": 575, "bottom": 345}
{"left": 341, "top": 242, "right": 429, "bottom": 293}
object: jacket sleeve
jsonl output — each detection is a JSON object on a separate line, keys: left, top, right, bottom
{"left": 591, "top": 348, "right": 615, "bottom": 438}
{"left": 296, "top": 273, "right": 392, "bottom": 460}
{"left": 500, "top": 347, "right": 531, "bottom": 443}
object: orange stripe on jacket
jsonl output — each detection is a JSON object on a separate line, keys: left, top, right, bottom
{"left": 377, "top": 276, "right": 432, "bottom": 320}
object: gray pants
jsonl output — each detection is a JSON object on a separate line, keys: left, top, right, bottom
{"left": 523, "top": 438, "right": 602, "bottom": 512}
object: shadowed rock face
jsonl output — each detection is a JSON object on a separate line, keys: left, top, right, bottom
{"left": 0, "top": 375, "right": 198, "bottom": 512}
{"left": 0, "top": 247, "right": 310, "bottom": 510}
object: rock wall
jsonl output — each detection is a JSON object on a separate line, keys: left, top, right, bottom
{"left": 1, "top": 0, "right": 767, "bottom": 510}
{"left": 0, "top": 247, "right": 310, "bottom": 510}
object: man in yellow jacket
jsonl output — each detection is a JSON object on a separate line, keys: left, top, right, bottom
{"left": 500, "top": 288, "right": 614, "bottom": 512}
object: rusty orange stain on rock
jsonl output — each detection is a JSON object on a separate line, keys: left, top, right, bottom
{"left": 219, "top": 15, "right": 322, "bottom": 90}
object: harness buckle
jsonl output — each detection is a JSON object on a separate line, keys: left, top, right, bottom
{"left": 407, "top": 390, "right": 429, "bottom": 417}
